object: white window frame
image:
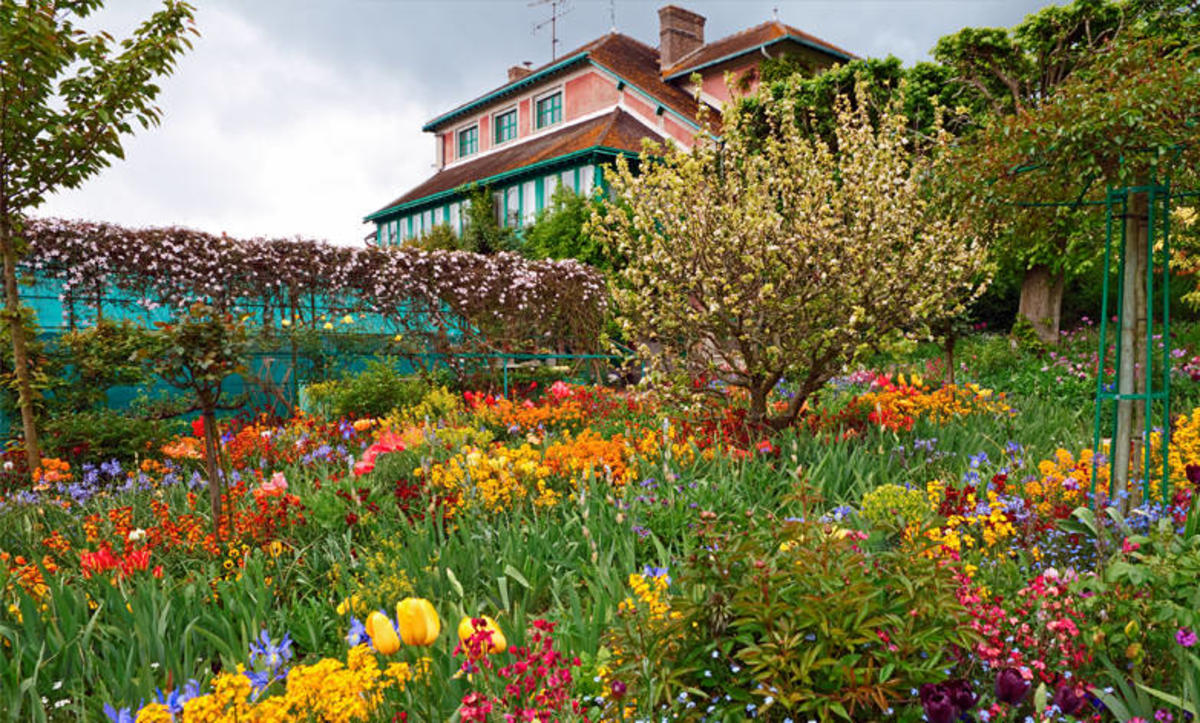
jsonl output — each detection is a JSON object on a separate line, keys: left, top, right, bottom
{"left": 456, "top": 124, "right": 479, "bottom": 158}
{"left": 534, "top": 86, "right": 564, "bottom": 130}
{"left": 492, "top": 105, "right": 519, "bottom": 146}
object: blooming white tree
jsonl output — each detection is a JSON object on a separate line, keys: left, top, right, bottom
{"left": 590, "top": 81, "right": 988, "bottom": 428}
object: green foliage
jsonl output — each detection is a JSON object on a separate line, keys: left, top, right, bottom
{"left": 42, "top": 409, "right": 174, "bottom": 463}
{"left": 147, "top": 304, "right": 249, "bottom": 412}
{"left": 304, "top": 359, "right": 428, "bottom": 419}
{"left": 407, "top": 223, "right": 463, "bottom": 252}
{"left": 1070, "top": 507, "right": 1200, "bottom": 715}
{"left": 460, "top": 184, "right": 516, "bottom": 254}
{"left": 0, "top": 304, "right": 50, "bottom": 423}
{"left": 394, "top": 385, "right": 466, "bottom": 426}
{"left": 937, "top": 0, "right": 1199, "bottom": 283}
{"left": 748, "top": 56, "right": 983, "bottom": 145}
{"left": 520, "top": 187, "right": 614, "bottom": 270}
{"left": 51, "top": 320, "right": 156, "bottom": 413}
{"left": 1009, "top": 316, "right": 1047, "bottom": 355}
{"left": 606, "top": 510, "right": 976, "bottom": 720}
{"left": 0, "top": 554, "right": 280, "bottom": 721}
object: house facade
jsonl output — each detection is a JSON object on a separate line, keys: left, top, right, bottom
{"left": 365, "top": 5, "right": 855, "bottom": 245}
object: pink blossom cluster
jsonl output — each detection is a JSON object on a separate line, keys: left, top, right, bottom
{"left": 20, "top": 217, "right": 607, "bottom": 354}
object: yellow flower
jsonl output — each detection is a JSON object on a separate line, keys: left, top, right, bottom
{"left": 336, "top": 594, "right": 364, "bottom": 616}
{"left": 323, "top": 322, "right": 334, "bottom": 330}
{"left": 365, "top": 611, "right": 401, "bottom": 655}
{"left": 341, "top": 315, "right": 355, "bottom": 324}
{"left": 395, "top": 597, "right": 440, "bottom": 646}
{"left": 457, "top": 615, "right": 506, "bottom": 654}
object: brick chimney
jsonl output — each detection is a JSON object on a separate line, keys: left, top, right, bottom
{"left": 658, "top": 5, "right": 705, "bottom": 73}
{"left": 508, "top": 64, "right": 533, "bottom": 82}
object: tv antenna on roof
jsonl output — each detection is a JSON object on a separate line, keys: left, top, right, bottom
{"left": 530, "top": 0, "right": 573, "bottom": 61}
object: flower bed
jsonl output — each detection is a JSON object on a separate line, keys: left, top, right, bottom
{"left": 1, "top": 374, "right": 1198, "bottom": 721}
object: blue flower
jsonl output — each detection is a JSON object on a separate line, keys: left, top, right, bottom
{"left": 155, "top": 680, "right": 201, "bottom": 714}
{"left": 643, "top": 565, "right": 669, "bottom": 580}
{"left": 346, "top": 616, "right": 367, "bottom": 647}
{"left": 249, "top": 629, "right": 294, "bottom": 673}
{"left": 103, "top": 704, "right": 134, "bottom": 723}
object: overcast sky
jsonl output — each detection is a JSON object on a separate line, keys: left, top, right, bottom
{"left": 40, "top": 0, "right": 1057, "bottom": 245}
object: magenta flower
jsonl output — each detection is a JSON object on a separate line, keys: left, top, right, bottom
{"left": 1177, "top": 627, "right": 1197, "bottom": 647}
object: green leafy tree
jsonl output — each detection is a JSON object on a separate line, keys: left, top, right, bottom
{"left": 590, "top": 81, "right": 988, "bottom": 428}
{"left": 749, "top": 56, "right": 984, "bottom": 144}
{"left": 0, "top": 0, "right": 197, "bottom": 470}
{"left": 460, "top": 184, "right": 515, "bottom": 254}
{"left": 407, "top": 223, "right": 463, "bottom": 252}
{"left": 964, "top": 24, "right": 1200, "bottom": 494}
{"left": 147, "top": 303, "right": 249, "bottom": 536}
{"left": 931, "top": 0, "right": 1179, "bottom": 343}
{"left": 521, "top": 186, "right": 616, "bottom": 271}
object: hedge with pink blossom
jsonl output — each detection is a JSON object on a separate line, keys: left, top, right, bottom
{"left": 18, "top": 218, "right": 607, "bottom": 358}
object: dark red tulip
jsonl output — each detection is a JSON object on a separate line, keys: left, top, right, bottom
{"left": 944, "top": 678, "right": 978, "bottom": 712}
{"left": 920, "top": 686, "right": 957, "bottom": 723}
{"left": 1053, "top": 684, "right": 1087, "bottom": 716}
{"left": 995, "top": 668, "right": 1030, "bottom": 705}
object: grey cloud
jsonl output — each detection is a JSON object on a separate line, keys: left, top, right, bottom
{"left": 40, "top": 0, "right": 1060, "bottom": 245}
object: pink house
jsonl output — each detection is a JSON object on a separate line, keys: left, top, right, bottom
{"left": 366, "top": 5, "right": 855, "bottom": 244}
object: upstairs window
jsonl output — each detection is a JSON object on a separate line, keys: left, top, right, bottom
{"left": 535, "top": 91, "right": 562, "bottom": 129}
{"left": 457, "top": 125, "right": 478, "bottom": 158}
{"left": 494, "top": 108, "right": 517, "bottom": 144}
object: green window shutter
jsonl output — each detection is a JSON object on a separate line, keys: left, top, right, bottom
{"left": 495, "top": 109, "right": 517, "bottom": 144}
{"left": 536, "top": 92, "right": 562, "bottom": 129}
{"left": 457, "top": 126, "right": 478, "bottom": 157}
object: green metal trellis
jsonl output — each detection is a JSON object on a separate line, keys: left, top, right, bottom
{"left": 1090, "top": 181, "right": 1173, "bottom": 505}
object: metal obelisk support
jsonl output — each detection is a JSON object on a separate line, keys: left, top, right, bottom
{"left": 1092, "top": 182, "right": 1172, "bottom": 508}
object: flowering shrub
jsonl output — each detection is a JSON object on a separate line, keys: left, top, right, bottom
{"left": 22, "top": 217, "right": 608, "bottom": 372}
{"left": 602, "top": 509, "right": 976, "bottom": 720}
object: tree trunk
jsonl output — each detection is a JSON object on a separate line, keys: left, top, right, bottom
{"left": 202, "top": 406, "right": 223, "bottom": 540}
{"left": 942, "top": 319, "right": 956, "bottom": 386}
{"left": 0, "top": 213, "right": 41, "bottom": 471}
{"left": 1018, "top": 264, "right": 1066, "bottom": 345}
{"left": 748, "top": 383, "right": 769, "bottom": 428}
{"left": 1113, "top": 189, "right": 1149, "bottom": 508}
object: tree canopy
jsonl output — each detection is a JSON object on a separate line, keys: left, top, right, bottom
{"left": 0, "top": 0, "right": 198, "bottom": 469}
{"left": 590, "top": 81, "right": 988, "bottom": 428}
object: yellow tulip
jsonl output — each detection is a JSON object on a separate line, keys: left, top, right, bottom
{"left": 365, "top": 611, "right": 401, "bottom": 654}
{"left": 395, "top": 597, "right": 440, "bottom": 646}
{"left": 457, "top": 615, "right": 506, "bottom": 654}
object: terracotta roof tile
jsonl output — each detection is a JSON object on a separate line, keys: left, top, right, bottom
{"left": 663, "top": 20, "right": 855, "bottom": 78}
{"left": 585, "top": 33, "right": 707, "bottom": 128}
{"left": 372, "top": 108, "right": 663, "bottom": 216}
